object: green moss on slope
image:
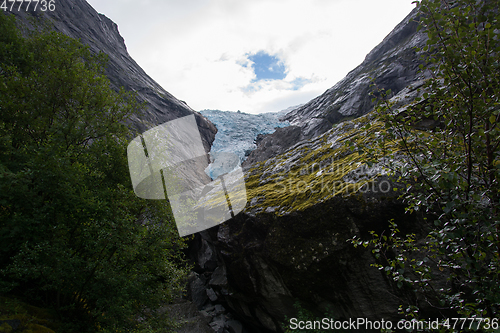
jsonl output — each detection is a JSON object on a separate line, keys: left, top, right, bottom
{"left": 244, "top": 114, "right": 399, "bottom": 215}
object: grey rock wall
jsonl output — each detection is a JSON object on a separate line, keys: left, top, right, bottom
{"left": 8, "top": 0, "right": 217, "bottom": 151}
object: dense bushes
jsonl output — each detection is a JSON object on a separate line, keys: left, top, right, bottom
{"left": 0, "top": 13, "right": 188, "bottom": 332}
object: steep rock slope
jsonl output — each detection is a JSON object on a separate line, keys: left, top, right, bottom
{"left": 8, "top": 0, "right": 216, "bottom": 151}
{"left": 190, "top": 8, "right": 438, "bottom": 332}
{"left": 244, "top": 7, "right": 427, "bottom": 165}
{"left": 194, "top": 81, "right": 433, "bottom": 332}
{"left": 285, "top": 7, "right": 426, "bottom": 136}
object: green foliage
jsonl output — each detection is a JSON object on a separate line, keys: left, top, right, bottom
{"left": 0, "top": 13, "right": 188, "bottom": 332}
{"left": 352, "top": 0, "right": 500, "bottom": 325}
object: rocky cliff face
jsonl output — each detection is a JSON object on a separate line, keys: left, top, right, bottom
{"left": 190, "top": 8, "right": 437, "bottom": 333}
{"left": 191, "top": 107, "right": 426, "bottom": 332}
{"left": 244, "top": 7, "right": 428, "bottom": 166}
{"left": 9, "top": 0, "right": 216, "bottom": 152}
{"left": 284, "top": 7, "right": 427, "bottom": 136}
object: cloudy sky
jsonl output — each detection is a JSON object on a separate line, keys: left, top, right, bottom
{"left": 86, "top": 0, "right": 415, "bottom": 114}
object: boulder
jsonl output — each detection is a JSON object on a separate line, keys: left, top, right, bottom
{"left": 188, "top": 272, "right": 209, "bottom": 310}
{"left": 207, "top": 288, "right": 218, "bottom": 302}
{"left": 198, "top": 238, "right": 219, "bottom": 272}
{"left": 226, "top": 320, "right": 244, "bottom": 333}
{"left": 210, "top": 266, "right": 228, "bottom": 287}
{"left": 209, "top": 315, "right": 226, "bottom": 333}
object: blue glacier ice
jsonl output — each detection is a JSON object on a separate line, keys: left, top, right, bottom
{"left": 200, "top": 109, "right": 290, "bottom": 179}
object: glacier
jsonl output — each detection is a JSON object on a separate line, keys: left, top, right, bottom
{"left": 200, "top": 109, "right": 290, "bottom": 179}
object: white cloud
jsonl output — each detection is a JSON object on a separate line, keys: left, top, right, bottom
{"left": 87, "top": 0, "right": 416, "bottom": 114}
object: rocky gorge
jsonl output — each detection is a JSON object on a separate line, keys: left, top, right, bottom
{"left": 8, "top": 2, "right": 438, "bottom": 332}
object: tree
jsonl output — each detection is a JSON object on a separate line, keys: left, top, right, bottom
{"left": 352, "top": 0, "right": 500, "bottom": 324}
{"left": 0, "top": 13, "right": 187, "bottom": 332}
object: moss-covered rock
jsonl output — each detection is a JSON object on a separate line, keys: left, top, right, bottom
{"left": 244, "top": 113, "right": 399, "bottom": 217}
